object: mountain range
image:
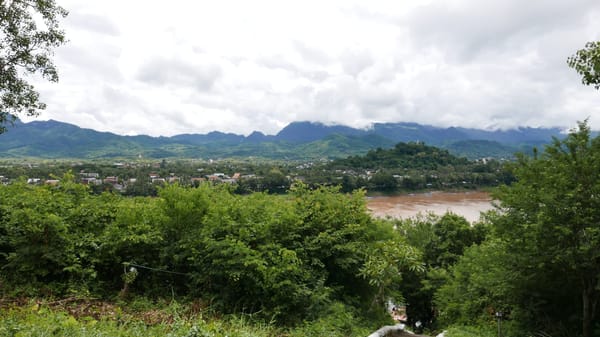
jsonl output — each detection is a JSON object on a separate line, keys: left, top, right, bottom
{"left": 0, "top": 119, "right": 565, "bottom": 160}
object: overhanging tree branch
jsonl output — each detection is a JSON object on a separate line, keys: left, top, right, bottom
{"left": 0, "top": 0, "right": 67, "bottom": 133}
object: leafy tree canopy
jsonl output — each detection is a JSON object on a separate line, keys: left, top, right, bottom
{"left": 568, "top": 41, "right": 600, "bottom": 90}
{"left": 0, "top": 0, "right": 67, "bottom": 133}
{"left": 436, "top": 121, "right": 600, "bottom": 337}
{"left": 493, "top": 120, "right": 600, "bottom": 337}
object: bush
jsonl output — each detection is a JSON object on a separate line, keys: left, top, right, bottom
{"left": 0, "top": 180, "right": 422, "bottom": 326}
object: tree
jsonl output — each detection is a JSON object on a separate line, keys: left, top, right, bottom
{"left": 434, "top": 239, "right": 519, "bottom": 331}
{"left": 0, "top": 0, "right": 67, "bottom": 133}
{"left": 493, "top": 121, "right": 600, "bottom": 337}
{"left": 0, "top": 173, "right": 107, "bottom": 292}
{"left": 261, "top": 168, "right": 290, "bottom": 193}
{"left": 369, "top": 171, "right": 398, "bottom": 192}
{"left": 568, "top": 41, "right": 600, "bottom": 90}
{"left": 397, "top": 213, "right": 487, "bottom": 331}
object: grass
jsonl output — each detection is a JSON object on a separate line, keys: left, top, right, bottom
{"left": 0, "top": 299, "right": 373, "bottom": 337}
{"left": 0, "top": 302, "right": 279, "bottom": 337}
{"left": 444, "top": 325, "right": 497, "bottom": 337}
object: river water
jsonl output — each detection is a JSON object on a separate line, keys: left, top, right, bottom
{"left": 367, "top": 191, "right": 494, "bottom": 223}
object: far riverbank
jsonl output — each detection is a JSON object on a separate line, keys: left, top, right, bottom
{"left": 367, "top": 191, "right": 494, "bottom": 223}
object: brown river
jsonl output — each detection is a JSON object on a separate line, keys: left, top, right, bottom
{"left": 367, "top": 191, "right": 495, "bottom": 223}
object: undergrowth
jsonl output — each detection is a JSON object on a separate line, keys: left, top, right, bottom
{"left": 0, "top": 298, "right": 373, "bottom": 337}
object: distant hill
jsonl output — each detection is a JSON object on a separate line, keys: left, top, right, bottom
{"left": 331, "top": 141, "right": 471, "bottom": 170}
{"left": 0, "top": 119, "right": 563, "bottom": 160}
{"left": 276, "top": 121, "right": 365, "bottom": 142}
{"left": 444, "top": 140, "right": 534, "bottom": 160}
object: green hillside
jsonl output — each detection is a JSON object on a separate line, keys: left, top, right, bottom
{"left": 332, "top": 141, "right": 470, "bottom": 170}
{"left": 445, "top": 139, "right": 519, "bottom": 159}
{"left": 0, "top": 119, "right": 559, "bottom": 160}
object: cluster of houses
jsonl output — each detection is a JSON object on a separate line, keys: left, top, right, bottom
{"left": 84, "top": 171, "right": 247, "bottom": 192}
{"left": 5, "top": 170, "right": 249, "bottom": 193}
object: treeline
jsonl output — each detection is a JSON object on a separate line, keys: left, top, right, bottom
{"left": 323, "top": 142, "right": 513, "bottom": 193}
{"left": 0, "top": 178, "right": 420, "bottom": 329}
{"left": 0, "top": 141, "right": 514, "bottom": 196}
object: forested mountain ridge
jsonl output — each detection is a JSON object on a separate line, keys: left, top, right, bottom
{"left": 0, "top": 119, "right": 563, "bottom": 159}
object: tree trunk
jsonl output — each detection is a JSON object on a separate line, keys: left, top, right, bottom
{"left": 582, "top": 278, "right": 598, "bottom": 337}
{"left": 119, "top": 282, "right": 129, "bottom": 298}
{"left": 583, "top": 290, "right": 590, "bottom": 337}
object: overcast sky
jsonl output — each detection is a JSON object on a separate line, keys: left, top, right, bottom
{"left": 28, "top": 0, "right": 600, "bottom": 136}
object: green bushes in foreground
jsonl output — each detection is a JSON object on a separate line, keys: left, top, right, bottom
{"left": 0, "top": 178, "right": 420, "bottom": 327}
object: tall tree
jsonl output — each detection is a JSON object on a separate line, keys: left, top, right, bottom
{"left": 398, "top": 213, "right": 487, "bottom": 331}
{"left": 0, "top": 0, "right": 67, "bottom": 133}
{"left": 494, "top": 121, "right": 600, "bottom": 337}
{"left": 568, "top": 41, "right": 600, "bottom": 90}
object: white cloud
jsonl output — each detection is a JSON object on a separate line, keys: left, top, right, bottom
{"left": 135, "top": 57, "right": 222, "bottom": 91}
{"left": 22, "top": 0, "right": 600, "bottom": 136}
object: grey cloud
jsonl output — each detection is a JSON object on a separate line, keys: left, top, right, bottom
{"left": 341, "top": 5, "right": 403, "bottom": 27}
{"left": 399, "top": 62, "right": 573, "bottom": 129}
{"left": 256, "top": 54, "right": 331, "bottom": 82}
{"left": 407, "top": 0, "right": 600, "bottom": 62}
{"left": 358, "top": 87, "right": 401, "bottom": 112}
{"left": 67, "top": 86, "right": 141, "bottom": 127}
{"left": 361, "top": 59, "right": 400, "bottom": 85}
{"left": 293, "top": 40, "right": 333, "bottom": 65}
{"left": 256, "top": 55, "right": 301, "bottom": 73}
{"left": 136, "top": 58, "right": 222, "bottom": 91}
{"left": 36, "top": 0, "right": 600, "bottom": 136}
{"left": 57, "top": 44, "right": 122, "bottom": 81}
{"left": 341, "top": 49, "right": 374, "bottom": 77}
{"left": 102, "top": 86, "right": 138, "bottom": 109}
{"left": 67, "top": 13, "right": 120, "bottom": 36}
{"left": 288, "top": 69, "right": 332, "bottom": 83}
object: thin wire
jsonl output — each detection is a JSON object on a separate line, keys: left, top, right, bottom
{"left": 125, "top": 262, "right": 189, "bottom": 276}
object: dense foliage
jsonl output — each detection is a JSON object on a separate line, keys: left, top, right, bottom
{"left": 332, "top": 122, "right": 600, "bottom": 337}
{"left": 434, "top": 122, "right": 600, "bottom": 337}
{"left": 334, "top": 142, "right": 470, "bottom": 170}
{"left": 326, "top": 142, "right": 512, "bottom": 192}
{"left": 393, "top": 213, "right": 488, "bottom": 333}
{"left": 0, "top": 179, "right": 421, "bottom": 329}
